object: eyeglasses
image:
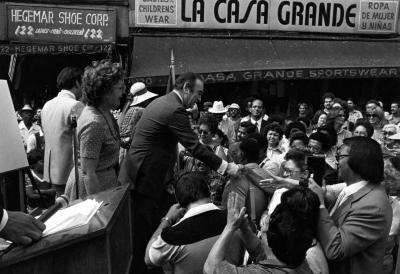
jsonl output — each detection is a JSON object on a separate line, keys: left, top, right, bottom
{"left": 199, "top": 130, "right": 210, "bottom": 135}
{"left": 335, "top": 154, "right": 350, "bottom": 162}
{"left": 282, "top": 167, "right": 301, "bottom": 177}
{"left": 366, "top": 114, "right": 378, "bottom": 118}
{"left": 252, "top": 106, "right": 263, "bottom": 109}
{"left": 383, "top": 131, "right": 396, "bottom": 136}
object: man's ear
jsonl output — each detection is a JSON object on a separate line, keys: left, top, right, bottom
{"left": 182, "top": 82, "right": 191, "bottom": 94}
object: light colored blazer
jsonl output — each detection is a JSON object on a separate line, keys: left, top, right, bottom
{"left": 318, "top": 183, "right": 392, "bottom": 274}
{"left": 41, "top": 90, "right": 84, "bottom": 185}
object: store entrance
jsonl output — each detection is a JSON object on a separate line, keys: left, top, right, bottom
{"left": 198, "top": 77, "right": 400, "bottom": 118}
{"left": 12, "top": 53, "right": 107, "bottom": 109}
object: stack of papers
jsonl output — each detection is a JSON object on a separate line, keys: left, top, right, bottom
{"left": 43, "top": 199, "right": 103, "bottom": 236}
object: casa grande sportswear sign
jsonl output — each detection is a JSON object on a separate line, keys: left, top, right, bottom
{"left": 135, "top": 0, "right": 399, "bottom": 34}
{"left": 7, "top": 4, "right": 117, "bottom": 43}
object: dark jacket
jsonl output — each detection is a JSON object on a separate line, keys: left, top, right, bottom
{"left": 118, "top": 91, "right": 222, "bottom": 199}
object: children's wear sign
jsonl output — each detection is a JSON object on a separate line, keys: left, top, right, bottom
{"left": 134, "top": 0, "right": 399, "bottom": 34}
{"left": 7, "top": 4, "right": 117, "bottom": 43}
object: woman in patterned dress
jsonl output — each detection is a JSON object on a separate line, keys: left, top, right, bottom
{"left": 65, "top": 60, "right": 125, "bottom": 200}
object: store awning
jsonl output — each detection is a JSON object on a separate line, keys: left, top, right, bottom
{"left": 130, "top": 36, "right": 400, "bottom": 87}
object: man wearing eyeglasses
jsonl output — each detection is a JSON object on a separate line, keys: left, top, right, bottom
{"left": 309, "top": 137, "right": 392, "bottom": 274}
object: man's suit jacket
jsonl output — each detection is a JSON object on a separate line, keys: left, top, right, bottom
{"left": 118, "top": 92, "right": 222, "bottom": 199}
{"left": 318, "top": 183, "right": 392, "bottom": 274}
{"left": 41, "top": 90, "right": 84, "bottom": 185}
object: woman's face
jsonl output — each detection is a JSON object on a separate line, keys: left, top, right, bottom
{"left": 108, "top": 79, "right": 125, "bottom": 109}
{"left": 198, "top": 124, "right": 212, "bottom": 144}
{"left": 383, "top": 126, "right": 397, "bottom": 145}
{"left": 335, "top": 110, "right": 346, "bottom": 127}
{"left": 353, "top": 125, "right": 368, "bottom": 137}
{"left": 366, "top": 111, "right": 379, "bottom": 125}
{"left": 267, "top": 130, "right": 280, "bottom": 147}
{"left": 317, "top": 114, "right": 327, "bottom": 127}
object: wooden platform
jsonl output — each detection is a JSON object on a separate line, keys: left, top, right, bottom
{"left": 0, "top": 185, "right": 132, "bottom": 274}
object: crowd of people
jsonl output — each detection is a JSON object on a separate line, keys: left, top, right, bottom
{"left": 8, "top": 59, "right": 400, "bottom": 274}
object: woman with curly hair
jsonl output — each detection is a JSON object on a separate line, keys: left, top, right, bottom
{"left": 65, "top": 60, "right": 125, "bottom": 200}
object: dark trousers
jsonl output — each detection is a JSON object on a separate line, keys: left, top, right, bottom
{"left": 130, "top": 191, "right": 175, "bottom": 274}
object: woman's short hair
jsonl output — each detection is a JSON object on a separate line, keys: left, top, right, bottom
{"left": 343, "top": 137, "right": 384, "bottom": 184}
{"left": 309, "top": 131, "right": 332, "bottom": 151}
{"left": 290, "top": 132, "right": 309, "bottom": 147}
{"left": 316, "top": 125, "right": 337, "bottom": 150}
{"left": 175, "top": 172, "right": 210, "bottom": 207}
{"left": 284, "top": 149, "right": 309, "bottom": 172}
{"left": 82, "top": 60, "right": 124, "bottom": 107}
{"left": 262, "top": 122, "right": 284, "bottom": 140}
{"left": 267, "top": 203, "right": 314, "bottom": 268}
{"left": 354, "top": 119, "right": 374, "bottom": 138}
{"left": 198, "top": 114, "right": 219, "bottom": 135}
{"left": 286, "top": 121, "right": 306, "bottom": 138}
{"left": 239, "top": 121, "right": 257, "bottom": 135}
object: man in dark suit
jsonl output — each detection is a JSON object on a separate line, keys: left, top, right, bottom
{"left": 309, "top": 137, "right": 392, "bottom": 274}
{"left": 241, "top": 98, "right": 268, "bottom": 134}
{"left": 118, "top": 72, "right": 239, "bottom": 274}
{"left": 0, "top": 207, "right": 45, "bottom": 245}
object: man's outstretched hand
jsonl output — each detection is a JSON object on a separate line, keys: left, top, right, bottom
{"left": 0, "top": 211, "right": 46, "bottom": 245}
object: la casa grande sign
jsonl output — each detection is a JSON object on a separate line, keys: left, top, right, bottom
{"left": 134, "top": 0, "right": 399, "bottom": 34}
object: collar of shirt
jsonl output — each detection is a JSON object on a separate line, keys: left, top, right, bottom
{"left": 337, "top": 181, "right": 368, "bottom": 206}
{"left": 176, "top": 203, "right": 220, "bottom": 225}
{"left": 19, "top": 121, "right": 40, "bottom": 131}
{"left": 59, "top": 89, "right": 76, "bottom": 100}
{"left": 250, "top": 117, "right": 263, "bottom": 125}
{"left": 172, "top": 90, "right": 183, "bottom": 103}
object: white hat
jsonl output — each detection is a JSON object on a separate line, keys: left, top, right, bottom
{"left": 208, "top": 101, "right": 227, "bottom": 114}
{"left": 130, "top": 82, "right": 158, "bottom": 106}
{"left": 389, "top": 132, "right": 400, "bottom": 140}
{"left": 21, "top": 104, "right": 33, "bottom": 112}
{"left": 229, "top": 103, "right": 240, "bottom": 110}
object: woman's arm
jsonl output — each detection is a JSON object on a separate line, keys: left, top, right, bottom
{"left": 81, "top": 157, "right": 102, "bottom": 195}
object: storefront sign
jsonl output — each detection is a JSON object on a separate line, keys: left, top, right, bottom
{"left": 358, "top": 0, "right": 398, "bottom": 32}
{"left": 0, "top": 43, "right": 113, "bottom": 55}
{"left": 132, "top": 67, "right": 400, "bottom": 86}
{"left": 134, "top": 0, "right": 399, "bottom": 34}
{"left": 7, "top": 4, "right": 117, "bottom": 43}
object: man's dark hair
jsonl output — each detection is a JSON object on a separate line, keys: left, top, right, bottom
{"left": 354, "top": 119, "right": 374, "bottom": 138}
{"left": 198, "top": 114, "right": 219, "bottom": 135}
{"left": 284, "top": 149, "right": 308, "bottom": 172}
{"left": 322, "top": 92, "right": 335, "bottom": 102}
{"left": 366, "top": 100, "right": 380, "bottom": 109}
{"left": 309, "top": 131, "right": 331, "bottom": 151}
{"left": 174, "top": 72, "right": 203, "bottom": 92}
{"left": 175, "top": 172, "right": 210, "bottom": 208}
{"left": 262, "top": 122, "right": 284, "bottom": 140}
{"left": 239, "top": 121, "right": 257, "bottom": 135}
{"left": 391, "top": 101, "right": 400, "bottom": 108}
{"left": 289, "top": 132, "right": 309, "bottom": 147}
{"left": 281, "top": 186, "right": 320, "bottom": 235}
{"left": 239, "top": 138, "right": 260, "bottom": 164}
{"left": 57, "top": 67, "right": 83, "bottom": 90}
{"left": 286, "top": 121, "right": 306, "bottom": 138}
{"left": 343, "top": 137, "right": 384, "bottom": 184}
{"left": 267, "top": 203, "right": 313, "bottom": 268}
{"left": 247, "top": 133, "right": 268, "bottom": 152}
{"left": 251, "top": 97, "right": 264, "bottom": 108}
